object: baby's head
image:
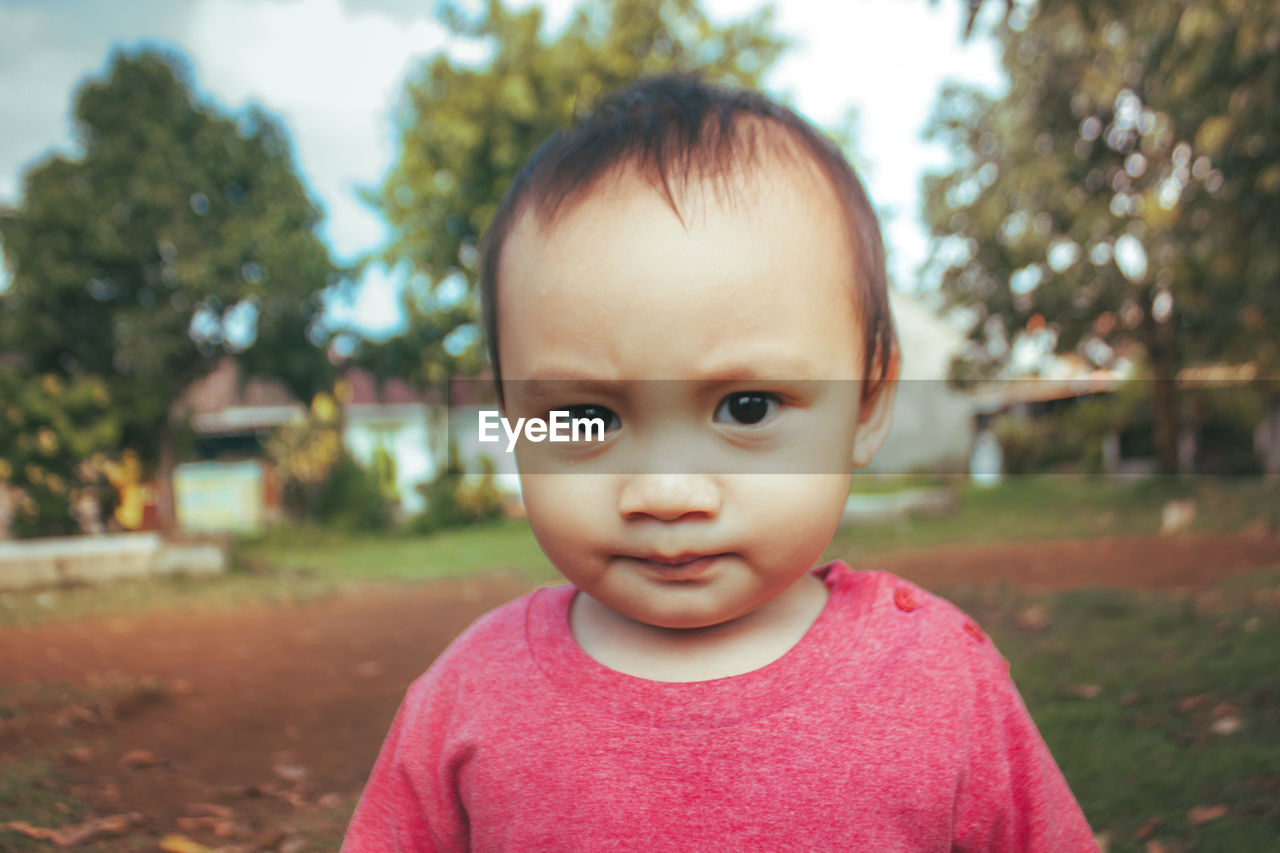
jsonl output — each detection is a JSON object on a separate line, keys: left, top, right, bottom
{"left": 479, "top": 74, "right": 900, "bottom": 631}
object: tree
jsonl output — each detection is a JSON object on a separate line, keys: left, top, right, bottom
{"left": 0, "top": 49, "right": 341, "bottom": 523}
{"left": 923, "top": 0, "right": 1279, "bottom": 473}
{"left": 358, "top": 0, "right": 788, "bottom": 387}
{"left": 0, "top": 370, "right": 121, "bottom": 538}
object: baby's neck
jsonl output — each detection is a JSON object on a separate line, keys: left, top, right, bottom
{"left": 568, "top": 573, "right": 830, "bottom": 683}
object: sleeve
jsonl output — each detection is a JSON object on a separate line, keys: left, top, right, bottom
{"left": 341, "top": 673, "right": 470, "bottom": 853}
{"left": 950, "top": 634, "right": 1100, "bottom": 853}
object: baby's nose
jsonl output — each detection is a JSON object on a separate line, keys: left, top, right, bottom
{"left": 617, "top": 474, "right": 721, "bottom": 521}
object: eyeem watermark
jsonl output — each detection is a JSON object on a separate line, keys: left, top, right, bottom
{"left": 478, "top": 410, "right": 606, "bottom": 452}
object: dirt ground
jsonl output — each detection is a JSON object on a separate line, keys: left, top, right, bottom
{"left": 1, "top": 532, "right": 1277, "bottom": 850}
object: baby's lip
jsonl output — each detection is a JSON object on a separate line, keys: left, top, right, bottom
{"left": 623, "top": 552, "right": 728, "bottom": 566}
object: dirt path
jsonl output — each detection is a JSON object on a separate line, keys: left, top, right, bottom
{"left": 1, "top": 532, "right": 1276, "bottom": 850}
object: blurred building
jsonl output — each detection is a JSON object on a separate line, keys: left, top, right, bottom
{"left": 861, "top": 289, "right": 975, "bottom": 476}
{"left": 176, "top": 359, "right": 446, "bottom": 529}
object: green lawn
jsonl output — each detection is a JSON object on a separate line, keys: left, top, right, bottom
{"left": 939, "top": 570, "right": 1280, "bottom": 851}
{"left": 831, "top": 474, "right": 1277, "bottom": 557}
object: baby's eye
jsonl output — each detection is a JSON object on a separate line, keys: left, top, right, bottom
{"left": 713, "top": 392, "right": 781, "bottom": 426}
{"left": 564, "top": 404, "right": 620, "bottom": 434}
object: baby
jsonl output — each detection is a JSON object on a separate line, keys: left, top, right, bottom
{"left": 343, "top": 74, "right": 1098, "bottom": 851}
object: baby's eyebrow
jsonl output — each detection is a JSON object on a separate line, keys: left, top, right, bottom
{"left": 694, "top": 355, "right": 825, "bottom": 381}
{"left": 508, "top": 377, "right": 622, "bottom": 401}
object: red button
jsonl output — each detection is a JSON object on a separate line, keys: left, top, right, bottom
{"left": 894, "top": 587, "right": 917, "bottom": 612}
{"left": 963, "top": 620, "right": 985, "bottom": 642}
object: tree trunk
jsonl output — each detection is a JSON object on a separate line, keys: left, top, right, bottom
{"left": 1141, "top": 289, "right": 1180, "bottom": 475}
{"left": 155, "top": 423, "right": 177, "bottom": 530}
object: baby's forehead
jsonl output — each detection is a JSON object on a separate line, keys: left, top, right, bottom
{"left": 513, "top": 135, "right": 849, "bottom": 251}
{"left": 495, "top": 141, "right": 864, "bottom": 371}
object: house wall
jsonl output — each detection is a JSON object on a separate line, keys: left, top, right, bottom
{"left": 862, "top": 290, "right": 974, "bottom": 475}
{"left": 174, "top": 460, "right": 267, "bottom": 532}
{"left": 343, "top": 404, "right": 442, "bottom": 516}
{"left": 449, "top": 405, "right": 523, "bottom": 497}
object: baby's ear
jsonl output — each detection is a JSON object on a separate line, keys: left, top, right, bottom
{"left": 851, "top": 348, "right": 900, "bottom": 468}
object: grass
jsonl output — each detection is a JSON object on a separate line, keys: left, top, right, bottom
{"left": 0, "top": 519, "right": 555, "bottom": 629}
{"left": 0, "top": 755, "right": 92, "bottom": 851}
{"left": 828, "top": 474, "right": 1277, "bottom": 558}
{"left": 2, "top": 475, "right": 1273, "bottom": 629}
{"left": 938, "top": 569, "right": 1280, "bottom": 851}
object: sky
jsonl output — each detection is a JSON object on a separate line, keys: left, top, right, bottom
{"left": 0, "top": 0, "right": 1006, "bottom": 339}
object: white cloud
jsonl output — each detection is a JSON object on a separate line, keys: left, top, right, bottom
{"left": 732, "top": 0, "right": 1005, "bottom": 291}
{"left": 187, "top": 0, "right": 448, "bottom": 263}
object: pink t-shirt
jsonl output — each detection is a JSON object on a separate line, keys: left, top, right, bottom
{"left": 343, "top": 561, "right": 1098, "bottom": 851}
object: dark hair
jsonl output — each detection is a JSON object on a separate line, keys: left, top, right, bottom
{"left": 478, "top": 72, "right": 897, "bottom": 407}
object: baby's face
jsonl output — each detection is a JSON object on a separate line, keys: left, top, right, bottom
{"left": 497, "top": 154, "right": 887, "bottom": 630}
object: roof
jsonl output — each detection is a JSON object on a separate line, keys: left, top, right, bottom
{"left": 177, "top": 358, "right": 439, "bottom": 435}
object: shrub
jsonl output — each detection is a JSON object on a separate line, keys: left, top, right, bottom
{"left": 410, "top": 445, "right": 504, "bottom": 534}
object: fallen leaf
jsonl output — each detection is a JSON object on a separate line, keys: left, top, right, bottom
{"left": 1132, "top": 816, "right": 1162, "bottom": 839}
{"left": 1243, "top": 617, "right": 1261, "bottom": 633}
{"left": 64, "top": 746, "right": 95, "bottom": 763}
{"left": 316, "top": 792, "right": 345, "bottom": 809}
{"left": 1187, "top": 804, "right": 1228, "bottom": 825}
{"left": 177, "top": 817, "right": 217, "bottom": 831}
{"left": 1118, "top": 692, "right": 1141, "bottom": 707}
{"left": 1062, "top": 683, "right": 1102, "bottom": 700}
{"left": 1093, "top": 831, "right": 1111, "bottom": 852}
{"left": 1211, "top": 701, "right": 1241, "bottom": 719}
{"left": 280, "top": 834, "right": 307, "bottom": 853}
{"left": 4, "top": 821, "right": 59, "bottom": 842}
{"left": 159, "top": 834, "right": 217, "bottom": 853}
{"left": 1016, "top": 604, "right": 1051, "bottom": 631}
{"left": 187, "top": 803, "right": 235, "bottom": 819}
{"left": 273, "top": 763, "right": 308, "bottom": 783}
{"left": 1177, "top": 694, "right": 1213, "bottom": 713}
{"left": 1145, "top": 841, "right": 1167, "bottom": 853}
{"left": 1210, "top": 715, "right": 1243, "bottom": 735}
{"left": 1160, "top": 499, "right": 1197, "bottom": 534}
{"left": 119, "top": 748, "right": 162, "bottom": 768}
{"left": 4, "top": 812, "right": 142, "bottom": 846}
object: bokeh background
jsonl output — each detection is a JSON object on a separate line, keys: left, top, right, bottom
{"left": 0, "top": 1, "right": 1277, "bottom": 850}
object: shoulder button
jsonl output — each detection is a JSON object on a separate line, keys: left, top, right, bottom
{"left": 893, "top": 587, "right": 918, "bottom": 612}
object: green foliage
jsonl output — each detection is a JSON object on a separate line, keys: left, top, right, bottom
{"left": 357, "top": 0, "right": 788, "bottom": 386}
{"left": 410, "top": 444, "right": 504, "bottom": 534}
{"left": 990, "top": 380, "right": 1265, "bottom": 475}
{"left": 992, "top": 386, "right": 1143, "bottom": 475}
{"left": 372, "top": 441, "right": 399, "bottom": 500}
{"left": 314, "top": 449, "right": 393, "bottom": 531}
{"left": 990, "top": 414, "right": 1085, "bottom": 475}
{"left": 0, "top": 370, "right": 120, "bottom": 537}
{"left": 265, "top": 392, "right": 391, "bottom": 530}
{"left": 1184, "top": 382, "right": 1266, "bottom": 475}
{"left": 0, "top": 49, "right": 339, "bottom": 488}
{"left": 923, "top": 0, "right": 1280, "bottom": 471}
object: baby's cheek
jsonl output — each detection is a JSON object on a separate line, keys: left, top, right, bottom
{"left": 736, "top": 474, "right": 848, "bottom": 559}
{"left": 520, "top": 475, "right": 606, "bottom": 561}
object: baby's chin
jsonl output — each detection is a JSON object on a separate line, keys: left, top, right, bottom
{"left": 613, "top": 597, "right": 762, "bottom": 633}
